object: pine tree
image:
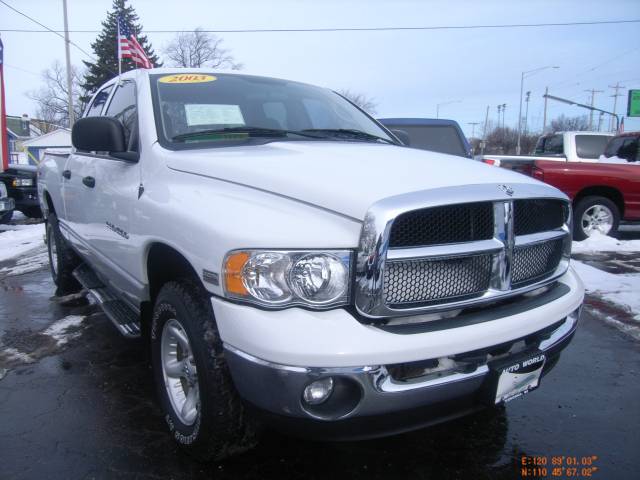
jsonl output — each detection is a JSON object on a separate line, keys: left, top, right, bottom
{"left": 81, "top": 0, "right": 160, "bottom": 102}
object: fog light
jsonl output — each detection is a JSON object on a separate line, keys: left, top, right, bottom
{"left": 303, "top": 377, "right": 334, "bottom": 405}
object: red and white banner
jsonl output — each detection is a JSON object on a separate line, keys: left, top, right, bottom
{"left": 0, "top": 35, "right": 9, "bottom": 171}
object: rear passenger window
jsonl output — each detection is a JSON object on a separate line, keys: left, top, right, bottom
{"left": 105, "top": 81, "right": 138, "bottom": 151}
{"left": 85, "top": 85, "right": 113, "bottom": 117}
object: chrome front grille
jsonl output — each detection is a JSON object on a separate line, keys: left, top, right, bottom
{"left": 389, "top": 202, "right": 494, "bottom": 247}
{"left": 514, "top": 199, "right": 566, "bottom": 235}
{"left": 384, "top": 254, "right": 492, "bottom": 306}
{"left": 512, "top": 238, "right": 565, "bottom": 288}
{"left": 354, "top": 183, "right": 572, "bottom": 319}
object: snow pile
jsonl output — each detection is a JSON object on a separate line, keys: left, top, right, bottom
{"left": 573, "top": 260, "right": 640, "bottom": 322}
{"left": 42, "top": 315, "right": 87, "bottom": 346}
{"left": 0, "top": 248, "right": 48, "bottom": 277}
{"left": 572, "top": 232, "right": 640, "bottom": 254}
{"left": 0, "top": 223, "right": 45, "bottom": 262}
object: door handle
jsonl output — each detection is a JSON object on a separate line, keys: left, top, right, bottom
{"left": 62, "top": 170, "right": 71, "bottom": 179}
{"left": 82, "top": 176, "right": 96, "bottom": 188}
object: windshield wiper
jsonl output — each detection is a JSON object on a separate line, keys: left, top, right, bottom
{"left": 171, "top": 126, "right": 323, "bottom": 142}
{"left": 299, "top": 128, "right": 396, "bottom": 145}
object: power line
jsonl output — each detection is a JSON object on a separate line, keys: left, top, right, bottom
{"left": 0, "top": 0, "right": 115, "bottom": 75}
{"left": 0, "top": 19, "right": 639, "bottom": 34}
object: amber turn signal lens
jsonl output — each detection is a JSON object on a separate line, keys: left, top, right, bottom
{"left": 224, "top": 252, "right": 250, "bottom": 296}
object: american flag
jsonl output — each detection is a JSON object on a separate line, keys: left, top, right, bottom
{"left": 117, "top": 15, "right": 152, "bottom": 69}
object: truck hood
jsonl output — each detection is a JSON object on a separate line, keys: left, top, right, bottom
{"left": 164, "top": 141, "right": 544, "bottom": 221}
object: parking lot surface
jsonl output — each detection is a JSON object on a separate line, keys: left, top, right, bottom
{"left": 0, "top": 224, "right": 638, "bottom": 479}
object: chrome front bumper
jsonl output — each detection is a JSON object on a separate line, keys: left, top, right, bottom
{"left": 224, "top": 306, "right": 581, "bottom": 435}
{"left": 0, "top": 197, "right": 15, "bottom": 212}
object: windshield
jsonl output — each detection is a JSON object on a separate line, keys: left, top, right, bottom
{"left": 150, "top": 73, "right": 393, "bottom": 149}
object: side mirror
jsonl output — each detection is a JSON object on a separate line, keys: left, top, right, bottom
{"left": 72, "top": 116, "right": 133, "bottom": 159}
{"left": 390, "top": 129, "right": 411, "bottom": 146}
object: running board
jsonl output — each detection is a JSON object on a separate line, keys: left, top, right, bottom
{"left": 73, "top": 264, "right": 141, "bottom": 338}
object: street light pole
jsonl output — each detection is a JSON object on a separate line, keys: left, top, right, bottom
{"left": 516, "top": 66, "right": 559, "bottom": 154}
{"left": 524, "top": 91, "right": 531, "bottom": 136}
{"left": 517, "top": 71, "right": 524, "bottom": 153}
{"left": 436, "top": 100, "right": 461, "bottom": 119}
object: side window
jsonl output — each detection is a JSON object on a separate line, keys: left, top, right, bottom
{"left": 105, "top": 81, "right": 138, "bottom": 151}
{"left": 85, "top": 85, "right": 113, "bottom": 117}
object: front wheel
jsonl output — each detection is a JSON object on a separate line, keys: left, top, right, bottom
{"left": 46, "top": 213, "right": 81, "bottom": 294}
{"left": 151, "top": 279, "right": 257, "bottom": 461}
{"left": 573, "top": 196, "right": 620, "bottom": 240}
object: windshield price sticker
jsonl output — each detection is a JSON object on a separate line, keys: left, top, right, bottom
{"left": 159, "top": 74, "right": 217, "bottom": 84}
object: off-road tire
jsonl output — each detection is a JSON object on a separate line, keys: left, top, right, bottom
{"left": 573, "top": 196, "right": 620, "bottom": 241}
{"left": 0, "top": 210, "right": 12, "bottom": 224}
{"left": 46, "top": 213, "right": 81, "bottom": 294}
{"left": 151, "top": 279, "right": 258, "bottom": 461}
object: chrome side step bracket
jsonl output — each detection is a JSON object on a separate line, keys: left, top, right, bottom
{"left": 73, "top": 264, "right": 141, "bottom": 338}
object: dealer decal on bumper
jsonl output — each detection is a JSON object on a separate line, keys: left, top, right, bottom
{"left": 483, "top": 351, "right": 546, "bottom": 405}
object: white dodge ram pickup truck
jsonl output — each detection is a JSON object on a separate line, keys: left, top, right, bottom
{"left": 38, "top": 68, "right": 584, "bottom": 460}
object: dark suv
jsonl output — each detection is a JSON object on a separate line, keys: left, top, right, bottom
{"left": 377, "top": 118, "right": 472, "bottom": 158}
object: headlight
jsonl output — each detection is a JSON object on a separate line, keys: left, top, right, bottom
{"left": 223, "top": 250, "right": 352, "bottom": 308}
{"left": 12, "top": 178, "right": 33, "bottom": 187}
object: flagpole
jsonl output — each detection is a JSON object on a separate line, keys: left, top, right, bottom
{"left": 0, "top": 34, "right": 9, "bottom": 171}
{"left": 117, "top": 16, "right": 122, "bottom": 79}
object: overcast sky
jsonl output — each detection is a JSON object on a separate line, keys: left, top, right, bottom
{"left": 1, "top": 0, "right": 639, "bottom": 136}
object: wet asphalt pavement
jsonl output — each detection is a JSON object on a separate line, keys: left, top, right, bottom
{"left": 0, "top": 225, "right": 639, "bottom": 479}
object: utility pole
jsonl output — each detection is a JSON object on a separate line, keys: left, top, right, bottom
{"left": 542, "top": 86, "right": 549, "bottom": 132}
{"left": 481, "top": 105, "right": 490, "bottom": 155}
{"left": 585, "top": 88, "right": 603, "bottom": 130}
{"left": 524, "top": 91, "right": 531, "bottom": 136}
{"left": 597, "top": 112, "right": 604, "bottom": 132}
{"left": 497, "top": 105, "right": 502, "bottom": 127}
{"left": 501, "top": 104, "right": 507, "bottom": 128}
{"left": 467, "top": 122, "right": 480, "bottom": 139}
{"left": 62, "top": 0, "right": 74, "bottom": 127}
{"left": 608, "top": 82, "right": 625, "bottom": 131}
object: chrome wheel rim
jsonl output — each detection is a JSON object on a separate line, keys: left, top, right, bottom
{"left": 48, "top": 226, "right": 58, "bottom": 278}
{"left": 161, "top": 319, "right": 200, "bottom": 426}
{"left": 581, "top": 205, "right": 613, "bottom": 236}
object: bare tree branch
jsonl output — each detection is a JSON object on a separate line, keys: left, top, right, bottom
{"left": 337, "top": 89, "right": 378, "bottom": 115}
{"left": 550, "top": 114, "right": 590, "bottom": 132}
{"left": 26, "top": 60, "right": 86, "bottom": 131}
{"left": 163, "top": 28, "right": 242, "bottom": 69}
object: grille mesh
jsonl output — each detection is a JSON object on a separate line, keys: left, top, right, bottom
{"left": 514, "top": 199, "right": 565, "bottom": 236}
{"left": 389, "top": 202, "right": 494, "bottom": 248}
{"left": 512, "top": 239, "right": 564, "bottom": 287}
{"left": 384, "top": 254, "right": 492, "bottom": 307}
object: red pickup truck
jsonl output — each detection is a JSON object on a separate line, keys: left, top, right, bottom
{"left": 529, "top": 160, "right": 639, "bottom": 239}
{"left": 484, "top": 132, "right": 639, "bottom": 240}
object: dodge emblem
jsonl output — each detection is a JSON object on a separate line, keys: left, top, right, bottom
{"left": 499, "top": 184, "right": 514, "bottom": 196}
